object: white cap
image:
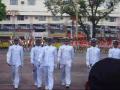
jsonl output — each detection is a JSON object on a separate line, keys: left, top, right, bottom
{"left": 90, "top": 38, "right": 97, "bottom": 42}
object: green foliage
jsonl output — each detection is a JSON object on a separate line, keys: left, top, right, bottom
{"left": 45, "top": 0, "right": 120, "bottom": 38}
{"left": 0, "top": 0, "right": 6, "bottom": 21}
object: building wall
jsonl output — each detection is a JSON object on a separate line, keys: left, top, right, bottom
{"left": 0, "top": 0, "right": 71, "bottom": 38}
{"left": 0, "top": 0, "right": 120, "bottom": 39}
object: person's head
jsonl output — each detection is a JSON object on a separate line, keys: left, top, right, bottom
{"left": 14, "top": 38, "right": 19, "bottom": 45}
{"left": 47, "top": 38, "right": 54, "bottom": 45}
{"left": 35, "top": 39, "right": 41, "bottom": 46}
{"left": 90, "top": 38, "right": 97, "bottom": 47}
{"left": 113, "top": 40, "right": 119, "bottom": 48}
{"left": 87, "top": 58, "right": 120, "bottom": 90}
{"left": 64, "top": 39, "right": 70, "bottom": 45}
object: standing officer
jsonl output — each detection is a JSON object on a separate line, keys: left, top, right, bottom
{"left": 30, "top": 39, "right": 44, "bottom": 89}
{"left": 108, "top": 40, "right": 120, "bottom": 59}
{"left": 43, "top": 38, "right": 57, "bottom": 90}
{"left": 86, "top": 38, "right": 100, "bottom": 69}
{"left": 7, "top": 38, "right": 24, "bottom": 90}
{"left": 58, "top": 39, "right": 74, "bottom": 88}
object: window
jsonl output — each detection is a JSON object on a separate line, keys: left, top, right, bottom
{"left": 52, "top": 16, "right": 61, "bottom": 21}
{"left": 35, "top": 16, "right": 46, "bottom": 21}
{"left": 6, "top": 15, "right": 10, "bottom": 21}
{"left": 21, "top": 1, "right": 25, "bottom": 5}
{"left": 105, "top": 17, "right": 116, "bottom": 22}
{"left": 24, "top": 16, "right": 28, "bottom": 19}
{"left": 63, "top": 0, "right": 70, "bottom": 4}
{"left": 28, "top": 0, "right": 36, "bottom": 5}
{"left": 10, "top": 0, "right": 18, "bottom": 5}
{"left": 18, "top": 24, "right": 30, "bottom": 29}
{"left": 17, "top": 15, "right": 25, "bottom": 21}
{"left": 38, "top": 16, "right": 46, "bottom": 21}
{"left": 109, "top": 17, "right": 116, "bottom": 22}
{"left": 2, "top": 24, "right": 15, "bottom": 30}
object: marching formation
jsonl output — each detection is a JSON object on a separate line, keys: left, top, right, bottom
{"left": 6, "top": 38, "right": 120, "bottom": 90}
{"left": 6, "top": 38, "right": 74, "bottom": 90}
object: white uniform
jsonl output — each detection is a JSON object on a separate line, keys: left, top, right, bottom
{"left": 7, "top": 44, "right": 24, "bottom": 88}
{"left": 86, "top": 46, "right": 100, "bottom": 68}
{"left": 58, "top": 44, "right": 74, "bottom": 86}
{"left": 30, "top": 46, "right": 44, "bottom": 88}
{"left": 43, "top": 45, "right": 57, "bottom": 90}
{"left": 108, "top": 48, "right": 120, "bottom": 59}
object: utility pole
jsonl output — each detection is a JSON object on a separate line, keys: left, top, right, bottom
{"left": 75, "top": 4, "right": 79, "bottom": 39}
{"left": 73, "top": 0, "right": 79, "bottom": 39}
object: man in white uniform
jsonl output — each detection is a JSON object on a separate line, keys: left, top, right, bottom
{"left": 58, "top": 39, "right": 74, "bottom": 88}
{"left": 7, "top": 38, "right": 24, "bottom": 90}
{"left": 43, "top": 38, "right": 57, "bottom": 90}
{"left": 108, "top": 40, "right": 120, "bottom": 59}
{"left": 86, "top": 38, "right": 100, "bottom": 69}
{"left": 30, "top": 39, "right": 44, "bottom": 89}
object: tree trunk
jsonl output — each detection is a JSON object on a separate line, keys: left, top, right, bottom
{"left": 86, "top": 32, "right": 90, "bottom": 41}
{"left": 92, "top": 22, "right": 96, "bottom": 38}
{"left": 79, "top": 24, "right": 90, "bottom": 41}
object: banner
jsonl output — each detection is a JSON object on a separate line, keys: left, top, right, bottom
{"left": 0, "top": 32, "right": 13, "bottom": 36}
{"left": 32, "top": 32, "right": 48, "bottom": 37}
{"left": 49, "top": 33, "right": 66, "bottom": 37}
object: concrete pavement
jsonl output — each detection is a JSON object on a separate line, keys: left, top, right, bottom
{"left": 0, "top": 49, "right": 107, "bottom": 90}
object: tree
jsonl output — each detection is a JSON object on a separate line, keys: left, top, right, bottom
{"left": 0, "top": 0, "right": 6, "bottom": 21}
{"left": 44, "top": 0, "right": 120, "bottom": 39}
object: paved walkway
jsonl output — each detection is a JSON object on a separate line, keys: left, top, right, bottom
{"left": 0, "top": 49, "right": 107, "bottom": 90}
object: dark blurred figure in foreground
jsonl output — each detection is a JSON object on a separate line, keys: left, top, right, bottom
{"left": 85, "top": 58, "right": 120, "bottom": 90}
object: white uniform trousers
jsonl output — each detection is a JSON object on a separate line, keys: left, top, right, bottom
{"left": 11, "top": 66, "right": 22, "bottom": 88}
{"left": 60, "top": 64, "right": 71, "bottom": 86}
{"left": 33, "top": 66, "right": 37, "bottom": 86}
{"left": 43, "top": 66, "right": 54, "bottom": 90}
{"left": 33, "top": 65, "right": 43, "bottom": 88}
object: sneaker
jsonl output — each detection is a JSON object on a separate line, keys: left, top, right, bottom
{"left": 66, "top": 85, "right": 70, "bottom": 89}
{"left": 14, "top": 88, "right": 18, "bottom": 90}
{"left": 37, "top": 87, "right": 42, "bottom": 90}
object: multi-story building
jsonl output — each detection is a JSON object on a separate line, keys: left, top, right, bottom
{"left": 0, "top": 0, "right": 120, "bottom": 41}
{"left": 0, "top": 0, "right": 71, "bottom": 41}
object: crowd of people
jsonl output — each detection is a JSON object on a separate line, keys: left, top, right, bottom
{"left": 6, "top": 37, "right": 120, "bottom": 90}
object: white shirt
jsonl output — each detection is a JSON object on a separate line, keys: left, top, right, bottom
{"left": 108, "top": 48, "right": 120, "bottom": 59}
{"left": 86, "top": 46, "right": 100, "bottom": 67}
{"left": 7, "top": 44, "right": 24, "bottom": 67}
{"left": 43, "top": 45, "right": 57, "bottom": 66}
{"left": 30, "top": 46, "right": 44, "bottom": 65}
{"left": 58, "top": 44, "right": 74, "bottom": 66}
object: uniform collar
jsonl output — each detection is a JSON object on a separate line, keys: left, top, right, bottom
{"left": 35, "top": 45, "right": 41, "bottom": 47}
{"left": 65, "top": 44, "right": 69, "bottom": 46}
{"left": 113, "top": 47, "right": 119, "bottom": 49}
{"left": 48, "top": 45, "right": 53, "bottom": 46}
{"left": 14, "top": 44, "right": 19, "bottom": 46}
{"left": 91, "top": 46, "right": 97, "bottom": 48}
